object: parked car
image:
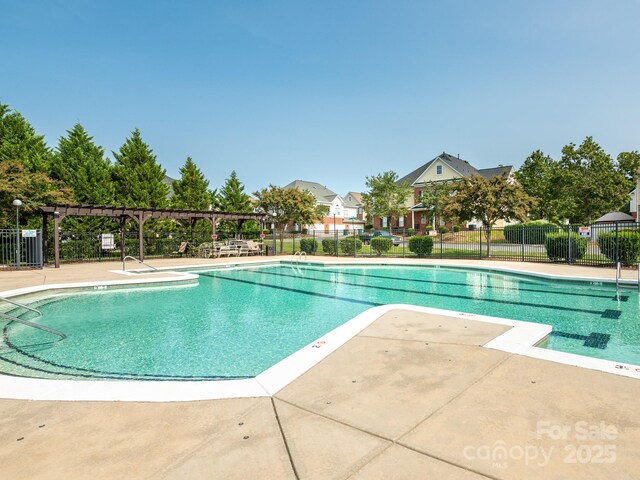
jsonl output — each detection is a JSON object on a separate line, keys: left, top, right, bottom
{"left": 359, "top": 230, "right": 401, "bottom": 246}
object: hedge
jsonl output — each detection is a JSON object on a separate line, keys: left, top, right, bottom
{"left": 544, "top": 232, "right": 587, "bottom": 262}
{"left": 321, "top": 237, "right": 338, "bottom": 255}
{"left": 299, "top": 238, "right": 318, "bottom": 254}
{"left": 504, "top": 221, "right": 559, "bottom": 244}
{"left": 370, "top": 237, "right": 392, "bottom": 255}
{"left": 597, "top": 230, "right": 640, "bottom": 266}
{"left": 408, "top": 236, "right": 433, "bottom": 257}
{"left": 339, "top": 237, "right": 363, "bottom": 256}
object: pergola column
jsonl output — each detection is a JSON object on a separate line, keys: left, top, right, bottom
{"left": 53, "top": 212, "right": 66, "bottom": 268}
{"left": 42, "top": 212, "right": 49, "bottom": 265}
{"left": 137, "top": 213, "right": 148, "bottom": 261}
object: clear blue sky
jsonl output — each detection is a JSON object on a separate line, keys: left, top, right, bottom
{"left": 1, "top": 0, "right": 639, "bottom": 196}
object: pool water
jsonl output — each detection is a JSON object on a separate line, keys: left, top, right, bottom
{"left": 1, "top": 264, "right": 639, "bottom": 380}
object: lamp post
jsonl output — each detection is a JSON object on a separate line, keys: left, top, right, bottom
{"left": 333, "top": 213, "right": 337, "bottom": 256}
{"left": 12, "top": 199, "right": 22, "bottom": 270}
{"left": 271, "top": 212, "right": 277, "bottom": 256}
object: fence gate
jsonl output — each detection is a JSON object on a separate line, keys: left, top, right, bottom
{"left": 0, "top": 229, "right": 43, "bottom": 270}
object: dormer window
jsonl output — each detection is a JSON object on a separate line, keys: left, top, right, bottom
{"left": 436, "top": 165, "right": 443, "bottom": 175}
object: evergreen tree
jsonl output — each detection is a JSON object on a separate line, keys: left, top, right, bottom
{"left": 112, "top": 128, "right": 169, "bottom": 207}
{"left": 219, "top": 171, "right": 252, "bottom": 212}
{"left": 171, "top": 157, "right": 211, "bottom": 210}
{"left": 0, "top": 103, "right": 52, "bottom": 172}
{"left": 51, "top": 123, "right": 114, "bottom": 204}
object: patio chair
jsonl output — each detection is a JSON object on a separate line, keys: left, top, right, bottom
{"left": 172, "top": 241, "right": 189, "bottom": 257}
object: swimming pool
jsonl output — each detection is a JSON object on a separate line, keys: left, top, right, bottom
{"left": 1, "top": 263, "right": 638, "bottom": 381}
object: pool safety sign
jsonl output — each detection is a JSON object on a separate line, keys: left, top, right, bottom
{"left": 578, "top": 226, "right": 591, "bottom": 238}
{"left": 21, "top": 229, "right": 37, "bottom": 238}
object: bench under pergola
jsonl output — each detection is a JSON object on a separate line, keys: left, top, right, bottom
{"left": 40, "top": 205, "right": 268, "bottom": 268}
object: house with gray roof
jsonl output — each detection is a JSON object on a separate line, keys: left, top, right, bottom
{"left": 374, "top": 152, "right": 514, "bottom": 230}
{"left": 284, "top": 180, "right": 365, "bottom": 232}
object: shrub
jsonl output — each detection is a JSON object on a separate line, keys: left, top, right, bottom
{"left": 370, "top": 237, "right": 392, "bottom": 255}
{"left": 407, "top": 228, "right": 415, "bottom": 235}
{"left": 321, "top": 237, "right": 338, "bottom": 255}
{"left": 339, "top": 237, "right": 362, "bottom": 255}
{"left": 453, "top": 225, "right": 460, "bottom": 233}
{"left": 365, "top": 224, "right": 373, "bottom": 231}
{"left": 439, "top": 227, "right": 449, "bottom": 234}
{"left": 545, "top": 232, "right": 587, "bottom": 262}
{"left": 408, "top": 236, "right": 433, "bottom": 257}
{"left": 301, "top": 228, "right": 308, "bottom": 234}
{"left": 597, "top": 230, "right": 640, "bottom": 266}
{"left": 425, "top": 225, "right": 433, "bottom": 233}
{"left": 504, "top": 221, "right": 559, "bottom": 244}
{"left": 299, "top": 238, "right": 318, "bottom": 254}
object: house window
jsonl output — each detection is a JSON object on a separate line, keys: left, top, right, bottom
{"left": 420, "top": 213, "right": 427, "bottom": 223}
{"left": 382, "top": 217, "right": 388, "bottom": 228}
{"left": 436, "top": 165, "right": 443, "bottom": 175}
{"left": 399, "top": 216, "right": 405, "bottom": 227}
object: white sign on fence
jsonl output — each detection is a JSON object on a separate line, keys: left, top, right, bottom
{"left": 101, "top": 233, "right": 115, "bottom": 250}
{"left": 578, "top": 226, "right": 591, "bottom": 238}
{"left": 21, "top": 229, "right": 37, "bottom": 238}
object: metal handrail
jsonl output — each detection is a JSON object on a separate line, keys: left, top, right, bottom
{"left": 291, "top": 251, "right": 307, "bottom": 264}
{"left": 0, "top": 296, "right": 65, "bottom": 340}
{"left": 122, "top": 255, "right": 158, "bottom": 272}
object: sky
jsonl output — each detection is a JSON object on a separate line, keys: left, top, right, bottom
{"left": 1, "top": 0, "right": 639, "bottom": 196}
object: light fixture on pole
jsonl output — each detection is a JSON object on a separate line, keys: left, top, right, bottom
{"left": 12, "top": 199, "right": 22, "bottom": 270}
{"left": 271, "top": 212, "right": 277, "bottom": 256}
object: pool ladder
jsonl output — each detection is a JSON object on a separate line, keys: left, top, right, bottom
{"left": 0, "top": 296, "right": 66, "bottom": 340}
{"left": 292, "top": 251, "right": 307, "bottom": 264}
{"left": 122, "top": 255, "right": 159, "bottom": 272}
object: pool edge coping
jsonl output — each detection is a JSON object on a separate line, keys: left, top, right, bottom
{"left": 0, "top": 259, "right": 638, "bottom": 401}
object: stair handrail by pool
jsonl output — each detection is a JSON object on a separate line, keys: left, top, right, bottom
{"left": 122, "top": 255, "right": 158, "bottom": 272}
{"left": 291, "top": 251, "right": 307, "bottom": 264}
{"left": 0, "top": 296, "right": 66, "bottom": 340}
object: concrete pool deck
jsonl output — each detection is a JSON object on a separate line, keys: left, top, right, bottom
{"left": 1, "top": 258, "right": 639, "bottom": 478}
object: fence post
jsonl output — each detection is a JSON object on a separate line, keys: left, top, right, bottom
{"left": 334, "top": 229, "right": 338, "bottom": 257}
{"left": 479, "top": 227, "right": 482, "bottom": 259}
{"left": 402, "top": 228, "right": 405, "bottom": 257}
{"left": 615, "top": 221, "right": 619, "bottom": 265}
{"left": 440, "top": 230, "right": 443, "bottom": 259}
{"left": 521, "top": 224, "right": 525, "bottom": 262}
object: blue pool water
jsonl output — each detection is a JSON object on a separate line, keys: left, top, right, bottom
{"left": 1, "top": 264, "right": 639, "bottom": 380}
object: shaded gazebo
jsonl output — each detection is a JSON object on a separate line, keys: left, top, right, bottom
{"left": 594, "top": 212, "right": 635, "bottom": 223}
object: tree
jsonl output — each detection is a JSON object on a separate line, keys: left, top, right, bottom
{"left": 171, "top": 157, "right": 211, "bottom": 210}
{"left": 617, "top": 151, "right": 640, "bottom": 184}
{"left": 50, "top": 123, "right": 114, "bottom": 204}
{"left": 0, "top": 160, "right": 72, "bottom": 226}
{"left": 361, "top": 171, "right": 412, "bottom": 227}
{"left": 444, "top": 174, "right": 534, "bottom": 257}
{"left": 515, "top": 150, "right": 557, "bottom": 221}
{"left": 219, "top": 171, "right": 252, "bottom": 212}
{"left": 0, "top": 103, "right": 52, "bottom": 172}
{"left": 418, "top": 181, "right": 452, "bottom": 228}
{"left": 253, "top": 185, "right": 320, "bottom": 249}
{"left": 171, "top": 157, "right": 212, "bottom": 238}
{"left": 554, "top": 137, "right": 630, "bottom": 224}
{"left": 111, "top": 128, "right": 169, "bottom": 208}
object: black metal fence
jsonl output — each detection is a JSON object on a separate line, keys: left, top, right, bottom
{"left": 3, "top": 223, "right": 638, "bottom": 268}
{"left": 0, "top": 229, "right": 43, "bottom": 270}
{"left": 272, "top": 222, "right": 640, "bottom": 267}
